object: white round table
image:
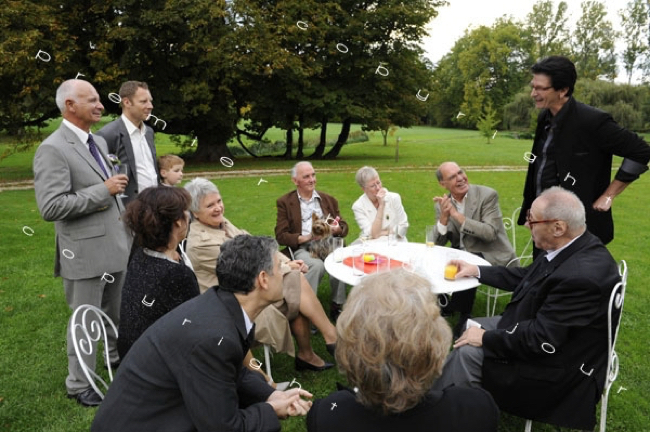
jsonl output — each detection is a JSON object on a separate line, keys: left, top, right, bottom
{"left": 324, "top": 240, "right": 490, "bottom": 294}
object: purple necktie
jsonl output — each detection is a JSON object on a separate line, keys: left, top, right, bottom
{"left": 87, "top": 134, "right": 109, "bottom": 178}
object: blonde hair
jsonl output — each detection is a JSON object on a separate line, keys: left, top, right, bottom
{"left": 158, "top": 154, "right": 184, "bottom": 171}
{"left": 335, "top": 269, "right": 452, "bottom": 414}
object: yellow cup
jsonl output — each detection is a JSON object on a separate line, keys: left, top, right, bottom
{"left": 444, "top": 264, "right": 458, "bottom": 280}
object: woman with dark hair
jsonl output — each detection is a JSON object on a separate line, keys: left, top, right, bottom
{"left": 117, "top": 186, "right": 199, "bottom": 359}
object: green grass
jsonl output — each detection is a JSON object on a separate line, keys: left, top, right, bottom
{"left": 1, "top": 127, "right": 649, "bottom": 431}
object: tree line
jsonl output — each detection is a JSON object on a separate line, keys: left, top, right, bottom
{"left": 1, "top": 0, "right": 649, "bottom": 161}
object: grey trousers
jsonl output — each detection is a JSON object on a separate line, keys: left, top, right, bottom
{"left": 63, "top": 271, "right": 125, "bottom": 394}
{"left": 433, "top": 315, "right": 502, "bottom": 390}
{"left": 293, "top": 248, "right": 346, "bottom": 305}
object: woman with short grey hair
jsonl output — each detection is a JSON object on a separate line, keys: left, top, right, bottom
{"left": 352, "top": 166, "right": 409, "bottom": 240}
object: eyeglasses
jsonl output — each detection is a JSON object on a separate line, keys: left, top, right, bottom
{"left": 526, "top": 209, "right": 560, "bottom": 226}
{"left": 530, "top": 85, "right": 553, "bottom": 93}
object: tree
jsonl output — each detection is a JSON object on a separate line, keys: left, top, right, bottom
{"left": 476, "top": 104, "right": 499, "bottom": 144}
{"left": 452, "top": 19, "right": 533, "bottom": 127}
{"left": 525, "top": 0, "right": 571, "bottom": 60}
{"left": 618, "top": 0, "right": 649, "bottom": 84}
{"left": 571, "top": 1, "right": 618, "bottom": 80}
{"left": 0, "top": 0, "right": 94, "bottom": 136}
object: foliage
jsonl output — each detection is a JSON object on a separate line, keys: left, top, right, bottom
{"left": 571, "top": 1, "right": 618, "bottom": 80}
{"left": 525, "top": 0, "right": 571, "bottom": 60}
{"left": 618, "top": 0, "right": 649, "bottom": 84}
{"left": 476, "top": 104, "right": 500, "bottom": 144}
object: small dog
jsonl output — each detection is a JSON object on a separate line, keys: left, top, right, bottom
{"left": 307, "top": 213, "right": 333, "bottom": 260}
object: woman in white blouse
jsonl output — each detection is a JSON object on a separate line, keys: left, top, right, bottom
{"left": 352, "top": 166, "right": 409, "bottom": 241}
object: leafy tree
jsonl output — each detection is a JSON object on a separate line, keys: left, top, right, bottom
{"left": 453, "top": 19, "right": 533, "bottom": 126}
{"left": 571, "top": 1, "right": 618, "bottom": 80}
{"left": 0, "top": 1, "right": 90, "bottom": 136}
{"left": 525, "top": 0, "right": 571, "bottom": 60}
{"left": 476, "top": 104, "right": 499, "bottom": 144}
{"left": 618, "top": 0, "right": 649, "bottom": 84}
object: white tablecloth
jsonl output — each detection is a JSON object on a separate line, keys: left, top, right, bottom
{"left": 324, "top": 240, "right": 490, "bottom": 294}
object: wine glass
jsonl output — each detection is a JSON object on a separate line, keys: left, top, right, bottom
{"left": 114, "top": 164, "right": 129, "bottom": 198}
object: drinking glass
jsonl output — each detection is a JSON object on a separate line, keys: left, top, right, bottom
{"left": 114, "top": 164, "right": 129, "bottom": 198}
{"left": 425, "top": 225, "right": 435, "bottom": 248}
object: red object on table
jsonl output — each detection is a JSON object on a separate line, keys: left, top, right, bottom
{"left": 342, "top": 254, "right": 404, "bottom": 274}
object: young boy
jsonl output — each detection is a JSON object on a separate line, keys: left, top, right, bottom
{"left": 158, "top": 154, "right": 184, "bottom": 186}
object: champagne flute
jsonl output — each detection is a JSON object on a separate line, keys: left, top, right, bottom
{"left": 114, "top": 164, "right": 129, "bottom": 198}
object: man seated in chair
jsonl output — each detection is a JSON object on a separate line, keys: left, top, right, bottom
{"left": 432, "top": 161, "right": 517, "bottom": 336}
{"left": 92, "top": 236, "right": 313, "bottom": 432}
{"left": 433, "top": 187, "right": 620, "bottom": 431}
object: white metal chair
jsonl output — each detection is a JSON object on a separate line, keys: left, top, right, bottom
{"left": 70, "top": 304, "right": 118, "bottom": 399}
{"left": 481, "top": 207, "right": 533, "bottom": 316}
{"left": 524, "top": 259, "right": 628, "bottom": 432}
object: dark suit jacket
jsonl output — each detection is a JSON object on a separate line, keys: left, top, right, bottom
{"left": 275, "top": 190, "right": 349, "bottom": 253}
{"left": 96, "top": 116, "right": 158, "bottom": 204}
{"left": 478, "top": 232, "right": 619, "bottom": 430}
{"left": 33, "top": 123, "right": 130, "bottom": 279}
{"left": 307, "top": 386, "right": 498, "bottom": 432}
{"left": 519, "top": 98, "right": 650, "bottom": 244}
{"left": 92, "top": 289, "right": 279, "bottom": 432}
{"left": 433, "top": 184, "right": 517, "bottom": 266}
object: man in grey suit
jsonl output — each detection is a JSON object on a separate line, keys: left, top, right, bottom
{"left": 433, "top": 161, "right": 517, "bottom": 336}
{"left": 92, "top": 236, "right": 313, "bottom": 432}
{"left": 96, "top": 80, "right": 158, "bottom": 204}
{"left": 33, "top": 79, "right": 131, "bottom": 406}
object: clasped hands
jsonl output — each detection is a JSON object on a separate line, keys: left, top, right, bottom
{"left": 267, "top": 388, "right": 313, "bottom": 418}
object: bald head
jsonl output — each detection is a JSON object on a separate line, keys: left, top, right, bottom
{"left": 536, "top": 187, "right": 586, "bottom": 237}
{"left": 55, "top": 79, "right": 104, "bottom": 131}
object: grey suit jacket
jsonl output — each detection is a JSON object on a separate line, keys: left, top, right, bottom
{"left": 96, "top": 117, "right": 157, "bottom": 204}
{"left": 433, "top": 184, "right": 516, "bottom": 266}
{"left": 33, "top": 123, "right": 130, "bottom": 280}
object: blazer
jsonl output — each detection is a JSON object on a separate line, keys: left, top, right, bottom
{"left": 275, "top": 190, "right": 349, "bottom": 253}
{"left": 433, "top": 184, "right": 516, "bottom": 266}
{"left": 92, "top": 288, "right": 279, "bottom": 432}
{"left": 478, "top": 231, "right": 619, "bottom": 430}
{"left": 352, "top": 189, "right": 409, "bottom": 240}
{"left": 307, "top": 386, "right": 498, "bottom": 432}
{"left": 96, "top": 116, "right": 158, "bottom": 204}
{"left": 519, "top": 98, "right": 650, "bottom": 244}
{"left": 33, "top": 123, "right": 130, "bottom": 280}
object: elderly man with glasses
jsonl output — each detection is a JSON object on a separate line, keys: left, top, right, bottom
{"left": 433, "top": 187, "right": 620, "bottom": 431}
{"left": 432, "top": 161, "right": 517, "bottom": 336}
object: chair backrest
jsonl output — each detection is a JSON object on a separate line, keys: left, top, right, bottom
{"left": 70, "top": 304, "right": 119, "bottom": 399}
{"left": 503, "top": 207, "right": 533, "bottom": 266}
{"left": 599, "top": 259, "right": 627, "bottom": 432}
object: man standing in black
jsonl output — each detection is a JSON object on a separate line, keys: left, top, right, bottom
{"left": 519, "top": 56, "right": 650, "bottom": 248}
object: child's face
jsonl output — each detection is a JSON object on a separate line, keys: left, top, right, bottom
{"left": 161, "top": 164, "right": 184, "bottom": 186}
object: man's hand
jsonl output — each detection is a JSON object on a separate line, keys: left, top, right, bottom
{"left": 288, "top": 260, "right": 309, "bottom": 273}
{"left": 449, "top": 259, "right": 479, "bottom": 279}
{"left": 267, "top": 388, "right": 313, "bottom": 418}
{"left": 105, "top": 174, "right": 128, "bottom": 196}
{"left": 453, "top": 326, "right": 485, "bottom": 348}
{"left": 593, "top": 194, "right": 613, "bottom": 212}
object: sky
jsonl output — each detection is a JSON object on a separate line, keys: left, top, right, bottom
{"left": 420, "top": 0, "right": 635, "bottom": 80}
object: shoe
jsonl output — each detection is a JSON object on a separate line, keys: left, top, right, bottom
{"left": 67, "top": 388, "right": 102, "bottom": 407}
{"left": 326, "top": 343, "right": 336, "bottom": 357}
{"left": 330, "top": 302, "right": 343, "bottom": 322}
{"left": 295, "top": 356, "right": 334, "bottom": 372}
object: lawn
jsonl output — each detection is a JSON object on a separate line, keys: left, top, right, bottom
{"left": 1, "top": 126, "right": 648, "bottom": 431}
